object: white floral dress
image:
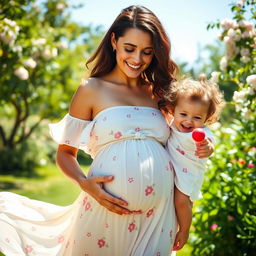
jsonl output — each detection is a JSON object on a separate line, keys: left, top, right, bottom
{"left": 0, "top": 106, "right": 177, "bottom": 256}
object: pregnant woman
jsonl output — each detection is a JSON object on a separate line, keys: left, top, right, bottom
{"left": 0, "top": 6, "right": 212, "bottom": 255}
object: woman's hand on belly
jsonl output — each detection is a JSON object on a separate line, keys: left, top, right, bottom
{"left": 78, "top": 175, "right": 132, "bottom": 215}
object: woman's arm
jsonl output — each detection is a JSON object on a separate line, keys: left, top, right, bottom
{"left": 56, "top": 81, "right": 132, "bottom": 215}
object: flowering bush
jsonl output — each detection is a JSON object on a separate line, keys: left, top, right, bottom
{"left": 191, "top": 1, "right": 256, "bottom": 255}
{"left": 0, "top": 0, "right": 103, "bottom": 172}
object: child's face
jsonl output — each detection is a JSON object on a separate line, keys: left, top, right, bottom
{"left": 172, "top": 97, "right": 209, "bottom": 133}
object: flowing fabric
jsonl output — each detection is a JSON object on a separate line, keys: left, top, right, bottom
{"left": 0, "top": 106, "right": 177, "bottom": 256}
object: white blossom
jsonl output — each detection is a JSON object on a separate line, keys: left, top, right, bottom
{"left": 241, "top": 55, "right": 250, "bottom": 63}
{"left": 220, "top": 19, "right": 238, "bottom": 30}
{"left": 227, "top": 28, "right": 236, "bottom": 38}
{"left": 220, "top": 56, "right": 228, "bottom": 71}
{"left": 0, "top": 31, "right": 15, "bottom": 44}
{"left": 233, "top": 88, "right": 249, "bottom": 103}
{"left": 3, "top": 18, "right": 16, "bottom": 27}
{"left": 12, "top": 45, "right": 22, "bottom": 52}
{"left": 239, "top": 20, "right": 254, "bottom": 31}
{"left": 246, "top": 75, "right": 256, "bottom": 94}
{"left": 241, "top": 31, "right": 252, "bottom": 38}
{"left": 58, "top": 41, "right": 68, "bottom": 49}
{"left": 210, "top": 71, "right": 220, "bottom": 83}
{"left": 32, "top": 38, "right": 46, "bottom": 46}
{"left": 14, "top": 66, "right": 29, "bottom": 80}
{"left": 56, "top": 3, "right": 65, "bottom": 11}
{"left": 226, "top": 41, "right": 238, "bottom": 59}
{"left": 246, "top": 75, "right": 256, "bottom": 85}
{"left": 24, "top": 58, "right": 37, "bottom": 68}
{"left": 236, "top": 1, "right": 244, "bottom": 8}
{"left": 51, "top": 48, "right": 58, "bottom": 57}
{"left": 42, "top": 47, "right": 58, "bottom": 60}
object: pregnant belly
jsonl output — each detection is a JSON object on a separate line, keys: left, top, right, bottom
{"left": 88, "top": 139, "right": 174, "bottom": 212}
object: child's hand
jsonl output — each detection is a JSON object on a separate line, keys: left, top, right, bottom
{"left": 172, "top": 229, "right": 189, "bottom": 251}
{"left": 195, "top": 137, "right": 214, "bottom": 158}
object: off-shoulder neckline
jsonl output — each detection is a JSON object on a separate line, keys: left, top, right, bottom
{"left": 69, "top": 105, "right": 161, "bottom": 122}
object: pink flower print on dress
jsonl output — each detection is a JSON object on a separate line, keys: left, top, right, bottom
{"left": 84, "top": 202, "right": 91, "bottom": 211}
{"left": 132, "top": 209, "right": 142, "bottom": 214}
{"left": 5, "top": 238, "right": 10, "bottom": 243}
{"left": 112, "top": 155, "right": 117, "bottom": 161}
{"left": 103, "top": 116, "right": 107, "bottom": 121}
{"left": 105, "top": 223, "right": 109, "bottom": 228}
{"left": 65, "top": 139, "right": 70, "bottom": 145}
{"left": 98, "top": 238, "right": 106, "bottom": 248}
{"left": 146, "top": 208, "right": 154, "bottom": 217}
{"left": 128, "top": 177, "right": 134, "bottom": 183}
{"left": 156, "top": 252, "right": 161, "bottom": 256}
{"left": 126, "top": 114, "right": 131, "bottom": 118}
{"left": 182, "top": 168, "right": 188, "bottom": 173}
{"left": 128, "top": 222, "right": 136, "bottom": 232}
{"left": 31, "top": 226, "right": 36, "bottom": 231}
{"left": 176, "top": 146, "right": 185, "bottom": 155}
{"left": 145, "top": 185, "right": 154, "bottom": 196}
{"left": 58, "top": 235, "right": 65, "bottom": 243}
{"left": 135, "top": 127, "right": 141, "bottom": 132}
{"left": 86, "top": 232, "right": 91, "bottom": 237}
{"left": 83, "top": 196, "right": 88, "bottom": 206}
{"left": 24, "top": 245, "right": 33, "bottom": 254}
{"left": 114, "top": 131, "right": 123, "bottom": 139}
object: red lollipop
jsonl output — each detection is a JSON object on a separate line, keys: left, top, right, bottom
{"left": 192, "top": 128, "right": 206, "bottom": 142}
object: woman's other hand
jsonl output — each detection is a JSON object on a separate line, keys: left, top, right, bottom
{"left": 78, "top": 175, "right": 132, "bottom": 215}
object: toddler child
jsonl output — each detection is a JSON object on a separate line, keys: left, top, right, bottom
{"left": 165, "top": 75, "right": 225, "bottom": 251}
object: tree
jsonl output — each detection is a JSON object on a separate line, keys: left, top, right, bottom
{"left": 0, "top": 0, "right": 104, "bottom": 173}
{"left": 191, "top": 0, "right": 256, "bottom": 255}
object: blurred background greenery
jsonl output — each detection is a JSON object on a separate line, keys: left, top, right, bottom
{"left": 0, "top": 0, "right": 255, "bottom": 255}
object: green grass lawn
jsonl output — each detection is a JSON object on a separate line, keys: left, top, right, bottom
{"left": 0, "top": 162, "right": 192, "bottom": 255}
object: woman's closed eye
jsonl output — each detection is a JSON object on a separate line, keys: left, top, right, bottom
{"left": 124, "top": 48, "right": 153, "bottom": 56}
{"left": 125, "top": 48, "right": 134, "bottom": 53}
{"left": 180, "top": 113, "right": 187, "bottom": 117}
{"left": 194, "top": 116, "right": 202, "bottom": 120}
{"left": 143, "top": 50, "right": 153, "bottom": 56}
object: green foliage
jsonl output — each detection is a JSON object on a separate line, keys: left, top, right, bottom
{"left": 0, "top": 0, "right": 104, "bottom": 172}
{"left": 191, "top": 1, "right": 256, "bottom": 255}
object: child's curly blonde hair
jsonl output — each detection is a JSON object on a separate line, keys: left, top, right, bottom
{"left": 164, "top": 74, "right": 225, "bottom": 125}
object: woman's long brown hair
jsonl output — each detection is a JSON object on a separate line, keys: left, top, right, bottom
{"left": 86, "top": 5, "right": 179, "bottom": 105}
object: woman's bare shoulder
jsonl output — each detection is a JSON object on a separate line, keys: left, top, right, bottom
{"left": 69, "top": 77, "right": 102, "bottom": 120}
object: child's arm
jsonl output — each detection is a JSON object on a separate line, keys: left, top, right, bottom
{"left": 173, "top": 187, "right": 193, "bottom": 251}
{"left": 194, "top": 127, "right": 215, "bottom": 159}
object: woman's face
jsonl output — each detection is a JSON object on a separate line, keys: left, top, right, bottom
{"left": 111, "top": 28, "right": 154, "bottom": 79}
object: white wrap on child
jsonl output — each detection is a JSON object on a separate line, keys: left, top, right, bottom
{"left": 167, "top": 124, "right": 214, "bottom": 202}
